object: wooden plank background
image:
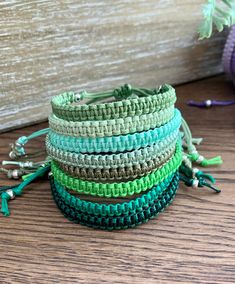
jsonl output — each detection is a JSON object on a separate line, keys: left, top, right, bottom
{"left": 0, "top": 0, "right": 228, "bottom": 132}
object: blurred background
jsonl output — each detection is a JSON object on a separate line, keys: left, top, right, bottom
{"left": 0, "top": 0, "right": 228, "bottom": 132}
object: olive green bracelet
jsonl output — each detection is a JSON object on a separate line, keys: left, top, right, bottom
{"left": 49, "top": 105, "right": 174, "bottom": 138}
{"left": 51, "top": 141, "right": 182, "bottom": 198}
{"left": 57, "top": 144, "right": 175, "bottom": 181}
{"left": 51, "top": 84, "right": 176, "bottom": 121}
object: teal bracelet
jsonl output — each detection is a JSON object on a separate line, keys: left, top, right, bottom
{"left": 45, "top": 130, "right": 179, "bottom": 169}
{"left": 51, "top": 84, "right": 176, "bottom": 121}
{"left": 49, "top": 105, "right": 174, "bottom": 138}
{"left": 48, "top": 109, "right": 181, "bottom": 154}
{"left": 50, "top": 171, "right": 179, "bottom": 230}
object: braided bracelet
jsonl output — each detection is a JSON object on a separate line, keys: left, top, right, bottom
{"left": 48, "top": 109, "right": 181, "bottom": 154}
{"left": 51, "top": 141, "right": 182, "bottom": 197}
{"left": 51, "top": 84, "right": 176, "bottom": 121}
{"left": 46, "top": 130, "right": 178, "bottom": 169}
{"left": 50, "top": 171, "right": 179, "bottom": 230}
{"left": 0, "top": 82, "right": 222, "bottom": 232}
{"left": 49, "top": 105, "right": 174, "bottom": 138}
{"left": 57, "top": 144, "right": 175, "bottom": 181}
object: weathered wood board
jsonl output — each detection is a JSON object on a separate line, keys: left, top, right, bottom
{"left": 0, "top": 0, "right": 228, "bottom": 132}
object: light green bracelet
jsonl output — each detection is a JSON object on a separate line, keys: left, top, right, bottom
{"left": 51, "top": 141, "right": 182, "bottom": 197}
{"left": 49, "top": 105, "right": 174, "bottom": 138}
{"left": 45, "top": 130, "right": 179, "bottom": 169}
{"left": 51, "top": 84, "right": 176, "bottom": 121}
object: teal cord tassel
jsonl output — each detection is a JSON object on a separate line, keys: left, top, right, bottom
{"left": 0, "top": 164, "right": 51, "bottom": 217}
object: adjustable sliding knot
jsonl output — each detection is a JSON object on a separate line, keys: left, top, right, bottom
{"left": 9, "top": 136, "right": 28, "bottom": 159}
{"left": 192, "top": 167, "right": 216, "bottom": 184}
{"left": 0, "top": 164, "right": 51, "bottom": 217}
{"left": 180, "top": 174, "right": 220, "bottom": 193}
{"left": 113, "top": 84, "right": 132, "bottom": 99}
{"left": 1, "top": 187, "right": 22, "bottom": 217}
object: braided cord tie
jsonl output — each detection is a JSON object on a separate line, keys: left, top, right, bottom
{"left": 51, "top": 141, "right": 182, "bottom": 197}
{"left": 50, "top": 171, "right": 179, "bottom": 230}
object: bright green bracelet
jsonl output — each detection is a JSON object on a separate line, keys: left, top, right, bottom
{"left": 51, "top": 141, "right": 182, "bottom": 197}
{"left": 49, "top": 105, "right": 174, "bottom": 138}
{"left": 51, "top": 84, "right": 176, "bottom": 121}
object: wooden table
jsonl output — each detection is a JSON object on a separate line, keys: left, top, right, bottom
{"left": 0, "top": 76, "right": 234, "bottom": 284}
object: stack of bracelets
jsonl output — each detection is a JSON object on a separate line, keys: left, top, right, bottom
{"left": 0, "top": 84, "right": 223, "bottom": 230}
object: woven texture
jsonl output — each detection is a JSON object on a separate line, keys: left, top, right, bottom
{"left": 49, "top": 106, "right": 174, "bottom": 137}
{"left": 51, "top": 141, "right": 182, "bottom": 197}
{"left": 48, "top": 109, "right": 181, "bottom": 153}
{"left": 47, "top": 84, "right": 182, "bottom": 230}
{"left": 50, "top": 171, "right": 179, "bottom": 230}
{"left": 51, "top": 84, "right": 176, "bottom": 121}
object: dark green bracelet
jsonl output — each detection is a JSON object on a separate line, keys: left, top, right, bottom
{"left": 50, "top": 171, "right": 179, "bottom": 230}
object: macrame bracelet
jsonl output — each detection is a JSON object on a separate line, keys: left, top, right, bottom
{"left": 51, "top": 84, "right": 176, "bottom": 121}
{"left": 49, "top": 105, "right": 174, "bottom": 138}
{"left": 50, "top": 171, "right": 179, "bottom": 230}
{"left": 57, "top": 144, "right": 175, "bottom": 181}
{"left": 0, "top": 82, "right": 222, "bottom": 231}
{"left": 46, "top": 130, "right": 178, "bottom": 169}
{"left": 51, "top": 141, "right": 182, "bottom": 197}
{"left": 48, "top": 109, "right": 181, "bottom": 154}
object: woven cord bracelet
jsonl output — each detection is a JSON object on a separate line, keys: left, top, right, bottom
{"left": 51, "top": 84, "right": 176, "bottom": 121}
{"left": 57, "top": 144, "right": 175, "bottom": 181}
{"left": 50, "top": 171, "right": 179, "bottom": 230}
{"left": 48, "top": 109, "right": 181, "bottom": 154}
{"left": 51, "top": 142, "right": 182, "bottom": 197}
{"left": 45, "top": 130, "right": 179, "bottom": 169}
{"left": 0, "top": 83, "right": 222, "bottom": 232}
{"left": 49, "top": 105, "right": 174, "bottom": 138}
{"left": 51, "top": 172, "right": 176, "bottom": 217}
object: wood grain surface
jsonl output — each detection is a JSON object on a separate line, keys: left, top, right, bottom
{"left": 0, "top": 0, "right": 228, "bottom": 132}
{"left": 0, "top": 75, "right": 234, "bottom": 283}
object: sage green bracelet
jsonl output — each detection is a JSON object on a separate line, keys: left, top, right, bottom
{"left": 46, "top": 130, "right": 179, "bottom": 169}
{"left": 51, "top": 141, "right": 182, "bottom": 198}
{"left": 57, "top": 144, "right": 175, "bottom": 181}
{"left": 49, "top": 105, "right": 174, "bottom": 138}
{"left": 51, "top": 84, "right": 176, "bottom": 121}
